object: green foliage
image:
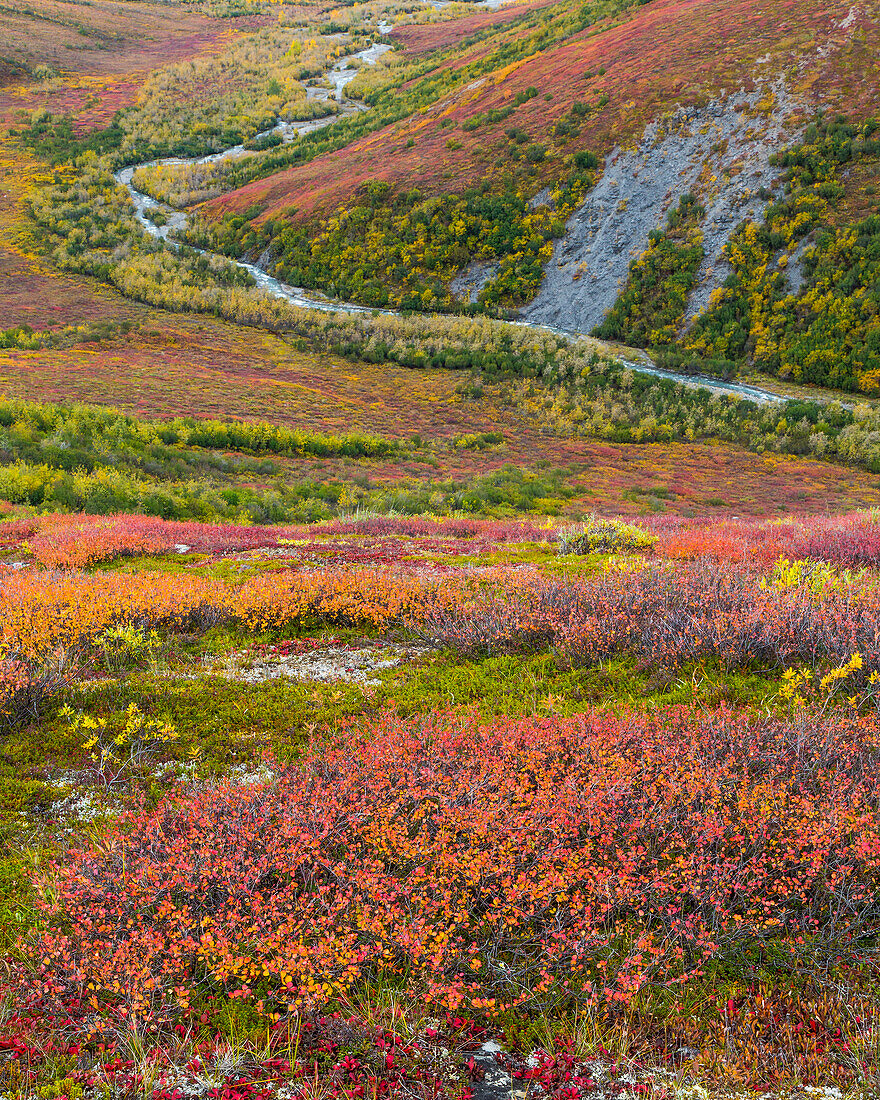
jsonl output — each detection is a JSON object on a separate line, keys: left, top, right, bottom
{"left": 461, "top": 106, "right": 514, "bottom": 132}
{"left": 95, "top": 624, "right": 163, "bottom": 674}
{"left": 190, "top": 165, "right": 597, "bottom": 311}
{"left": 595, "top": 194, "right": 705, "bottom": 347}
{"left": 0, "top": 396, "right": 387, "bottom": 522}
{"left": 244, "top": 131, "right": 284, "bottom": 152}
{"left": 0, "top": 397, "right": 576, "bottom": 521}
{"left": 70, "top": 670, "right": 373, "bottom": 771}
{"left": 552, "top": 101, "right": 591, "bottom": 141}
{"left": 0, "top": 325, "right": 41, "bottom": 350}
{"left": 0, "top": 396, "right": 400, "bottom": 475}
{"left": 683, "top": 117, "right": 880, "bottom": 393}
{"left": 556, "top": 515, "right": 657, "bottom": 553}
{"left": 26, "top": 152, "right": 261, "bottom": 313}
{"left": 19, "top": 111, "right": 125, "bottom": 164}
{"left": 507, "top": 356, "right": 880, "bottom": 474}
{"left": 63, "top": 701, "right": 182, "bottom": 782}
{"left": 380, "top": 651, "right": 772, "bottom": 721}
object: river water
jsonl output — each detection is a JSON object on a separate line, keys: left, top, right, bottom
{"left": 115, "top": 40, "right": 787, "bottom": 407}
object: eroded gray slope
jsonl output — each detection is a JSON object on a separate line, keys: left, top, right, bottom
{"left": 519, "top": 83, "right": 802, "bottom": 335}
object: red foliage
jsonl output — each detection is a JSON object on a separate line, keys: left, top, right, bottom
{"left": 210, "top": 0, "right": 880, "bottom": 224}
{"left": 307, "top": 516, "right": 550, "bottom": 542}
{"left": 28, "top": 514, "right": 176, "bottom": 569}
{"left": 651, "top": 512, "right": 880, "bottom": 568}
{"left": 0, "top": 1001, "right": 468, "bottom": 1100}
{"left": 13, "top": 509, "right": 880, "bottom": 571}
{"left": 6, "top": 512, "right": 554, "bottom": 569}
{"left": 26, "top": 707, "right": 880, "bottom": 1028}
{"left": 391, "top": 0, "right": 553, "bottom": 55}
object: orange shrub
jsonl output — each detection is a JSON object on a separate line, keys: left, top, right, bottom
{"left": 0, "top": 567, "right": 459, "bottom": 663}
{"left": 234, "top": 569, "right": 455, "bottom": 631}
{"left": 27, "top": 515, "right": 174, "bottom": 570}
{"left": 29, "top": 707, "right": 880, "bottom": 1026}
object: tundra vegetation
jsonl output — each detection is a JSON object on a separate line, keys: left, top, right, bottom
{"left": 4, "top": 0, "right": 880, "bottom": 1094}
{"left": 4, "top": 506, "right": 880, "bottom": 1098}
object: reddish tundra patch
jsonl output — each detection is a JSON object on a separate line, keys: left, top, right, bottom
{"left": 3, "top": 319, "right": 880, "bottom": 517}
{"left": 392, "top": 0, "right": 556, "bottom": 54}
{"left": 0, "top": 1, "right": 268, "bottom": 132}
{"left": 206, "top": 0, "right": 880, "bottom": 225}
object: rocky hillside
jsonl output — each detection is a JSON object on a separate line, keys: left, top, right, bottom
{"left": 520, "top": 83, "right": 802, "bottom": 333}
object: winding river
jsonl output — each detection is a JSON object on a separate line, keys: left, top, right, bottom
{"left": 115, "top": 39, "right": 787, "bottom": 407}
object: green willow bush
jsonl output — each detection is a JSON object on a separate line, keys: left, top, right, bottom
{"left": 557, "top": 515, "right": 657, "bottom": 554}
{"left": 594, "top": 193, "right": 705, "bottom": 347}
{"left": 189, "top": 165, "right": 596, "bottom": 312}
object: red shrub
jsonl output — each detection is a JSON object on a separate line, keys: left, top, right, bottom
{"left": 309, "top": 516, "right": 551, "bottom": 542}
{"left": 28, "top": 514, "right": 175, "bottom": 569}
{"left": 29, "top": 708, "right": 880, "bottom": 1026}
{"left": 12, "top": 512, "right": 553, "bottom": 570}
{"left": 651, "top": 512, "right": 880, "bottom": 568}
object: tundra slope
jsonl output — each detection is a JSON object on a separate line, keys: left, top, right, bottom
{"left": 520, "top": 84, "right": 803, "bottom": 334}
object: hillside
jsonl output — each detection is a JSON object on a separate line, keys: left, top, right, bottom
{"left": 205, "top": 0, "right": 880, "bottom": 221}
{"left": 5, "top": 0, "right": 879, "bottom": 391}
{"left": 187, "top": 0, "right": 880, "bottom": 342}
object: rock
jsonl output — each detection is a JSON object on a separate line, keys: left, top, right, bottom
{"left": 449, "top": 259, "right": 500, "bottom": 304}
{"left": 519, "top": 78, "right": 803, "bottom": 334}
{"left": 528, "top": 186, "right": 554, "bottom": 210}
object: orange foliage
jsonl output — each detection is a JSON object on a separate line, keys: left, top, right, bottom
{"left": 0, "top": 566, "right": 454, "bottom": 664}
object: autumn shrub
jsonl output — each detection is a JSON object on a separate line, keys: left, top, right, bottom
{"left": 760, "top": 556, "right": 864, "bottom": 597}
{"left": 0, "top": 567, "right": 455, "bottom": 666}
{"left": 418, "top": 563, "right": 880, "bottom": 674}
{"left": 24, "top": 513, "right": 301, "bottom": 568}
{"left": 95, "top": 623, "right": 163, "bottom": 674}
{"left": 0, "top": 517, "right": 39, "bottom": 548}
{"left": 314, "top": 515, "right": 552, "bottom": 542}
{"left": 554, "top": 564, "right": 875, "bottom": 673}
{"left": 0, "top": 650, "right": 81, "bottom": 733}
{"left": 0, "top": 571, "right": 226, "bottom": 664}
{"left": 415, "top": 578, "right": 581, "bottom": 659}
{"left": 233, "top": 569, "right": 455, "bottom": 632}
{"left": 28, "top": 514, "right": 175, "bottom": 569}
{"left": 653, "top": 511, "right": 880, "bottom": 567}
{"left": 28, "top": 707, "right": 880, "bottom": 1026}
{"left": 64, "top": 702, "right": 183, "bottom": 788}
{"left": 556, "top": 516, "right": 656, "bottom": 555}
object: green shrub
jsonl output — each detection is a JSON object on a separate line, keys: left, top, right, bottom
{"left": 557, "top": 516, "right": 657, "bottom": 554}
{"left": 95, "top": 624, "right": 163, "bottom": 674}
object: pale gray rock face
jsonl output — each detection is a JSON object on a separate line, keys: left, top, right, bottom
{"left": 518, "top": 80, "right": 803, "bottom": 335}
{"left": 784, "top": 232, "right": 814, "bottom": 296}
{"left": 449, "top": 260, "right": 501, "bottom": 304}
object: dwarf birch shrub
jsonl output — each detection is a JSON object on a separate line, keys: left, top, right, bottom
{"left": 28, "top": 707, "right": 880, "bottom": 1025}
